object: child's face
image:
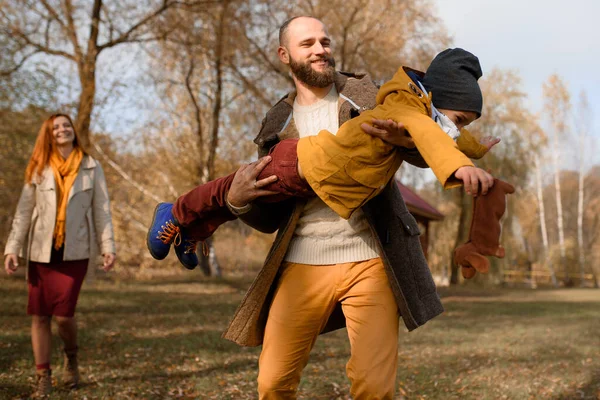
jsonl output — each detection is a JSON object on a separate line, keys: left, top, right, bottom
{"left": 436, "top": 109, "right": 478, "bottom": 130}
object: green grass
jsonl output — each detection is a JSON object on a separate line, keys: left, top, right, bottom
{"left": 1, "top": 274, "right": 599, "bottom": 399}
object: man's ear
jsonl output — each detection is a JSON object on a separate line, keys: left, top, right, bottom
{"left": 278, "top": 46, "right": 290, "bottom": 64}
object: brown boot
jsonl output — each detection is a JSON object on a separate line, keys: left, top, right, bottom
{"left": 62, "top": 347, "right": 80, "bottom": 388}
{"left": 33, "top": 368, "right": 52, "bottom": 398}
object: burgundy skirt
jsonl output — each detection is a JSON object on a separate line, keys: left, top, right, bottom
{"left": 27, "top": 246, "right": 88, "bottom": 317}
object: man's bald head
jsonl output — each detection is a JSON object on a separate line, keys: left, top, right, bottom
{"left": 278, "top": 16, "right": 325, "bottom": 47}
{"left": 277, "top": 16, "right": 335, "bottom": 88}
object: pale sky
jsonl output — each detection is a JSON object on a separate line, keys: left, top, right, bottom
{"left": 434, "top": 0, "right": 599, "bottom": 153}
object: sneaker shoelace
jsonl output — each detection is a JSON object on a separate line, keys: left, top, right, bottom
{"left": 157, "top": 220, "right": 182, "bottom": 246}
{"left": 158, "top": 221, "right": 210, "bottom": 256}
{"left": 182, "top": 240, "right": 210, "bottom": 256}
{"left": 184, "top": 240, "right": 198, "bottom": 254}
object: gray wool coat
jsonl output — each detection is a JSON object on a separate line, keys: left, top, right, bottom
{"left": 221, "top": 72, "right": 444, "bottom": 347}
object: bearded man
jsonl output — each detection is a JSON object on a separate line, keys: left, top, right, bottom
{"left": 219, "top": 16, "right": 441, "bottom": 399}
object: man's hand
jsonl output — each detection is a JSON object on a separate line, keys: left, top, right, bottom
{"left": 455, "top": 166, "right": 495, "bottom": 196}
{"left": 480, "top": 136, "right": 501, "bottom": 152}
{"left": 4, "top": 254, "right": 18, "bottom": 275}
{"left": 102, "top": 253, "right": 116, "bottom": 272}
{"left": 227, "top": 156, "right": 279, "bottom": 207}
{"left": 361, "top": 119, "right": 415, "bottom": 148}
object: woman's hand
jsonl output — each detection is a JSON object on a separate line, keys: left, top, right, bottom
{"left": 4, "top": 254, "right": 19, "bottom": 275}
{"left": 102, "top": 253, "right": 116, "bottom": 272}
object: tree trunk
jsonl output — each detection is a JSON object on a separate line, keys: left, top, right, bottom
{"left": 450, "top": 190, "right": 469, "bottom": 285}
{"left": 197, "top": 238, "right": 222, "bottom": 277}
{"left": 206, "top": 0, "right": 228, "bottom": 181}
{"left": 75, "top": 0, "right": 102, "bottom": 151}
{"left": 577, "top": 96, "right": 587, "bottom": 287}
{"left": 577, "top": 150, "right": 585, "bottom": 287}
{"left": 551, "top": 146, "right": 569, "bottom": 285}
{"left": 542, "top": 75, "right": 571, "bottom": 286}
{"left": 75, "top": 58, "right": 97, "bottom": 150}
{"left": 194, "top": 1, "right": 229, "bottom": 277}
{"left": 535, "top": 156, "right": 558, "bottom": 287}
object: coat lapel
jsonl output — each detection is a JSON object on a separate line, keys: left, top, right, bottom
{"left": 38, "top": 167, "right": 56, "bottom": 191}
{"left": 67, "top": 155, "right": 96, "bottom": 202}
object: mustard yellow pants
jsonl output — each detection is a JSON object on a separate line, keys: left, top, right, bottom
{"left": 257, "top": 258, "right": 400, "bottom": 400}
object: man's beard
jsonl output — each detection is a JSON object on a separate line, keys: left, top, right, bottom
{"left": 289, "top": 54, "right": 336, "bottom": 88}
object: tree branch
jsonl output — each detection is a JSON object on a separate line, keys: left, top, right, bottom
{"left": 39, "top": 0, "right": 68, "bottom": 32}
{"left": 112, "top": 206, "right": 148, "bottom": 233}
{"left": 233, "top": 16, "right": 290, "bottom": 82}
{"left": 63, "top": 0, "right": 84, "bottom": 61}
{"left": 97, "top": 1, "right": 171, "bottom": 50}
{"left": 206, "top": 0, "right": 228, "bottom": 181}
{"left": 6, "top": 24, "right": 76, "bottom": 60}
{"left": 183, "top": 51, "right": 206, "bottom": 182}
{"left": 92, "top": 142, "right": 163, "bottom": 203}
{"left": 0, "top": 50, "right": 40, "bottom": 77}
{"left": 157, "top": 171, "right": 179, "bottom": 198}
{"left": 86, "top": 0, "right": 102, "bottom": 59}
{"left": 227, "top": 63, "right": 274, "bottom": 109}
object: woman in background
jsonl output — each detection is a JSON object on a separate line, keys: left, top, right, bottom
{"left": 4, "top": 113, "right": 116, "bottom": 397}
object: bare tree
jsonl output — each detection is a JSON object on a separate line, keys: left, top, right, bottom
{"left": 193, "top": 0, "right": 231, "bottom": 277}
{"left": 0, "top": 0, "right": 215, "bottom": 149}
{"left": 542, "top": 75, "right": 571, "bottom": 285}
{"left": 534, "top": 155, "right": 558, "bottom": 287}
{"left": 575, "top": 91, "right": 590, "bottom": 286}
{"left": 449, "top": 190, "right": 470, "bottom": 284}
{"left": 144, "top": 0, "right": 247, "bottom": 276}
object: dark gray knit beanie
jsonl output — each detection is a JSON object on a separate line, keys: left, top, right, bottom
{"left": 422, "top": 48, "right": 483, "bottom": 117}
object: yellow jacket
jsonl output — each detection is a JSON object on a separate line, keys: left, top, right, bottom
{"left": 298, "top": 66, "right": 485, "bottom": 219}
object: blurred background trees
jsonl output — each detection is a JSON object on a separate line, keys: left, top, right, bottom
{"left": 1, "top": 0, "right": 597, "bottom": 286}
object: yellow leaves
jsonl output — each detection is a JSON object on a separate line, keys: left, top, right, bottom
{"left": 397, "top": 385, "right": 408, "bottom": 396}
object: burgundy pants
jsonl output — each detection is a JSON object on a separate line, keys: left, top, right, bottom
{"left": 172, "top": 139, "right": 314, "bottom": 241}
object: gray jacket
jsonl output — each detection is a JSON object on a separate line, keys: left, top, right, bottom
{"left": 5, "top": 155, "right": 116, "bottom": 269}
{"left": 222, "top": 72, "right": 443, "bottom": 346}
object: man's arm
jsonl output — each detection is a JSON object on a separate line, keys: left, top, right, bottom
{"left": 230, "top": 200, "right": 294, "bottom": 234}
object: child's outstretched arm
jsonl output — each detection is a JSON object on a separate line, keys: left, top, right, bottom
{"left": 479, "top": 135, "right": 501, "bottom": 152}
{"left": 457, "top": 128, "right": 500, "bottom": 159}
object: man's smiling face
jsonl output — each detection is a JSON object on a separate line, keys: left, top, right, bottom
{"left": 279, "top": 17, "right": 335, "bottom": 88}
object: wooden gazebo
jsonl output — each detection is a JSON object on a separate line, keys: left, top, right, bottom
{"left": 396, "top": 181, "right": 444, "bottom": 260}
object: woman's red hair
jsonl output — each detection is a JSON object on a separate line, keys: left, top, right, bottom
{"left": 24, "top": 113, "right": 86, "bottom": 183}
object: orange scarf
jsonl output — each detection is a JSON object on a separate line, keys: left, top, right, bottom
{"left": 49, "top": 147, "right": 83, "bottom": 250}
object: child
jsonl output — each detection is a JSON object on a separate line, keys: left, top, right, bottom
{"left": 147, "top": 48, "right": 500, "bottom": 269}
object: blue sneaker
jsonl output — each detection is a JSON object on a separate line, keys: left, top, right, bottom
{"left": 147, "top": 203, "right": 199, "bottom": 270}
{"left": 174, "top": 237, "right": 200, "bottom": 271}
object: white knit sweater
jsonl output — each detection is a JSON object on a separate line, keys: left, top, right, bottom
{"left": 284, "top": 86, "right": 379, "bottom": 265}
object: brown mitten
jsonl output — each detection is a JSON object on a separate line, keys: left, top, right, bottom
{"left": 454, "top": 178, "right": 515, "bottom": 279}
